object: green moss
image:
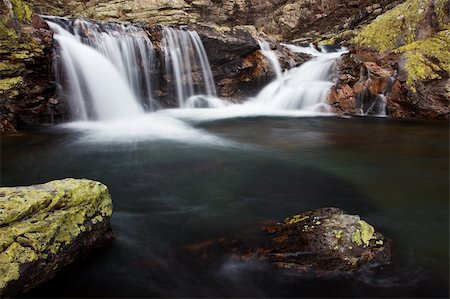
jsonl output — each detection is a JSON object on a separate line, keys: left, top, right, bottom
{"left": 10, "top": 0, "right": 33, "bottom": 23}
{"left": 0, "top": 179, "right": 113, "bottom": 289}
{"left": 396, "top": 30, "right": 450, "bottom": 89}
{"left": 435, "top": 0, "right": 450, "bottom": 30}
{"left": 0, "top": 76, "right": 23, "bottom": 93}
{"left": 11, "top": 50, "right": 32, "bottom": 60}
{"left": 0, "top": 18, "right": 19, "bottom": 41}
{"left": 286, "top": 214, "right": 309, "bottom": 225}
{"left": 353, "top": 0, "right": 426, "bottom": 52}
{"left": 351, "top": 220, "right": 375, "bottom": 246}
{"left": 0, "top": 263, "right": 19, "bottom": 289}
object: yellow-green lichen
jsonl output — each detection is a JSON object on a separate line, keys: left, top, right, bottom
{"left": 334, "top": 230, "right": 344, "bottom": 239}
{"left": 352, "top": 0, "right": 428, "bottom": 53}
{"left": 10, "top": 0, "right": 33, "bottom": 23}
{"left": 351, "top": 220, "right": 375, "bottom": 246}
{"left": 0, "top": 76, "right": 23, "bottom": 93}
{"left": 0, "top": 179, "right": 113, "bottom": 289}
{"left": 0, "top": 263, "right": 19, "bottom": 289}
{"left": 396, "top": 30, "right": 450, "bottom": 89}
{"left": 286, "top": 214, "right": 309, "bottom": 225}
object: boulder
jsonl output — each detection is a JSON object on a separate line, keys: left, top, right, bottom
{"left": 188, "top": 207, "right": 390, "bottom": 277}
{"left": 0, "top": 179, "right": 114, "bottom": 297}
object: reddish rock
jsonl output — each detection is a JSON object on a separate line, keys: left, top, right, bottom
{"left": 327, "top": 48, "right": 449, "bottom": 119}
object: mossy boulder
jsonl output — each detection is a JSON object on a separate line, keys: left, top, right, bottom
{"left": 188, "top": 208, "right": 390, "bottom": 277}
{"left": 0, "top": 179, "right": 114, "bottom": 297}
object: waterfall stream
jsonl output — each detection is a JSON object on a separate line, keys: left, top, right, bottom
{"left": 162, "top": 26, "right": 217, "bottom": 108}
{"left": 46, "top": 17, "right": 346, "bottom": 126}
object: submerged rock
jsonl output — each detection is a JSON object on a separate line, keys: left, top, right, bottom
{"left": 188, "top": 208, "right": 390, "bottom": 277}
{"left": 0, "top": 179, "right": 114, "bottom": 297}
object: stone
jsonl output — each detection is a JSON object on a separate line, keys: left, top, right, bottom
{"left": 0, "top": 0, "right": 55, "bottom": 132}
{"left": 188, "top": 208, "right": 391, "bottom": 277}
{"left": 0, "top": 179, "right": 114, "bottom": 297}
{"left": 327, "top": 45, "right": 449, "bottom": 119}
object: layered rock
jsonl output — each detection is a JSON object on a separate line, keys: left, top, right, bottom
{"left": 0, "top": 0, "right": 55, "bottom": 132}
{"left": 0, "top": 179, "right": 114, "bottom": 297}
{"left": 188, "top": 208, "right": 390, "bottom": 277}
{"left": 21, "top": 0, "right": 406, "bottom": 42}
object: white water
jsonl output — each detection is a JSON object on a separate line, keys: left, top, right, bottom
{"left": 258, "top": 40, "right": 283, "bottom": 80}
{"left": 47, "top": 17, "right": 156, "bottom": 117}
{"left": 162, "top": 26, "right": 217, "bottom": 108}
{"left": 46, "top": 17, "right": 347, "bottom": 141}
{"left": 48, "top": 21, "right": 143, "bottom": 120}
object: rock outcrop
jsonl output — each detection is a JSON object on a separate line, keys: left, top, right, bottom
{"left": 188, "top": 208, "right": 390, "bottom": 277}
{"left": 0, "top": 179, "right": 114, "bottom": 297}
{"left": 21, "top": 0, "right": 406, "bottom": 42}
{"left": 0, "top": 0, "right": 55, "bottom": 132}
{"left": 328, "top": 0, "right": 449, "bottom": 119}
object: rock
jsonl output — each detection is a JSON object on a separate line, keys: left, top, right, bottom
{"left": 328, "top": 0, "right": 449, "bottom": 119}
{"left": 188, "top": 208, "right": 390, "bottom": 277}
{"left": 0, "top": 0, "right": 56, "bottom": 132}
{"left": 0, "top": 179, "right": 114, "bottom": 297}
{"left": 195, "top": 24, "right": 308, "bottom": 101}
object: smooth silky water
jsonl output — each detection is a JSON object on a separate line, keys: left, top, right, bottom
{"left": 1, "top": 116, "right": 448, "bottom": 298}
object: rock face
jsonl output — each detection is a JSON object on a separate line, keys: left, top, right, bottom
{"left": 189, "top": 208, "right": 390, "bottom": 277}
{"left": 22, "top": 0, "right": 405, "bottom": 42}
{"left": 328, "top": 0, "right": 449, "bottom": 118}
{"left": 195, "top": 25, "right": 308, "bottom": 101}
{"left": 0, "top": 0, "right": 55, "bottom": 132}
{"left": 0, "top": 179, "right": 114, "bottom": 297}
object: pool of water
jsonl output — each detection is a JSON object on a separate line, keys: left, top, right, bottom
{"left": 1, "top": 116, "right": 448, "bottom": 298}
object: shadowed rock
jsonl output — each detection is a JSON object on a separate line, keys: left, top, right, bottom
{"left": 188, "top": 207, "right": 390, "bottom": 278}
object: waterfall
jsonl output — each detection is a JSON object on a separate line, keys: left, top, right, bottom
{"left": 258, "top": 40, "right": 283, "bottom": 80}
{"left": 161, "top": 26, "right": 217, "bottom": 108}
{"left": 46, "top": 17, "right": 155, "bottom": 120}
{"left": 248, "top": 48, "right": 346, "bottom": 111}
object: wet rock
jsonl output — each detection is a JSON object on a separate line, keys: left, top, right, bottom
{"left": 329, "top": 0, "right": 449, "bottom": 119}
{"left": 189, "top": 208, "right": 390, "bottom": 277}
{"left": 196, "top": 24, "right": 308, "bottom": 101}
{"left": 0, "top": 179, "right": 114, "bottom": 297}
{"left": 187, "top": 208, "right": 391, "bottom": 278}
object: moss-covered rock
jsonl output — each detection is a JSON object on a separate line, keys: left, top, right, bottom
{"left": 0, "top": 0, "right": 55, "bottom": 132}
{"left": 396, "top": 29, "right": 450, "bottom": 89}
{"left": 353, "top": 0, "right": 450, "bottom": 91}
{"left": 0, "top": 179, "right": 114, "bottom": 297}
{"left": 188, "top": 208, "right": 390, "bottom": 277}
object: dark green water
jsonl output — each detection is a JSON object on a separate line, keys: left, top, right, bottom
{"left": 1, "top": 116, "right": 448, "bottom": 298}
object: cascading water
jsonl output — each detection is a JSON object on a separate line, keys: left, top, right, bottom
{"left": 258, "top": 40, "right": 283, "bottom": 80}
{"left": 46, "top": 16, "right": 155, "bottom": 120}
{"left": 248, "top": 48, "right": 346, "bottom": 111}
{"left": 46, "top": 15, "right": 346, "bottom": 131}
{"left": 161, "top": 26, "right": 217, "bottom": 108}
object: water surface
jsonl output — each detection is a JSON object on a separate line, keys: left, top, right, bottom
{"left": 1, "top": 116, "right": 448, "bottom": 298}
